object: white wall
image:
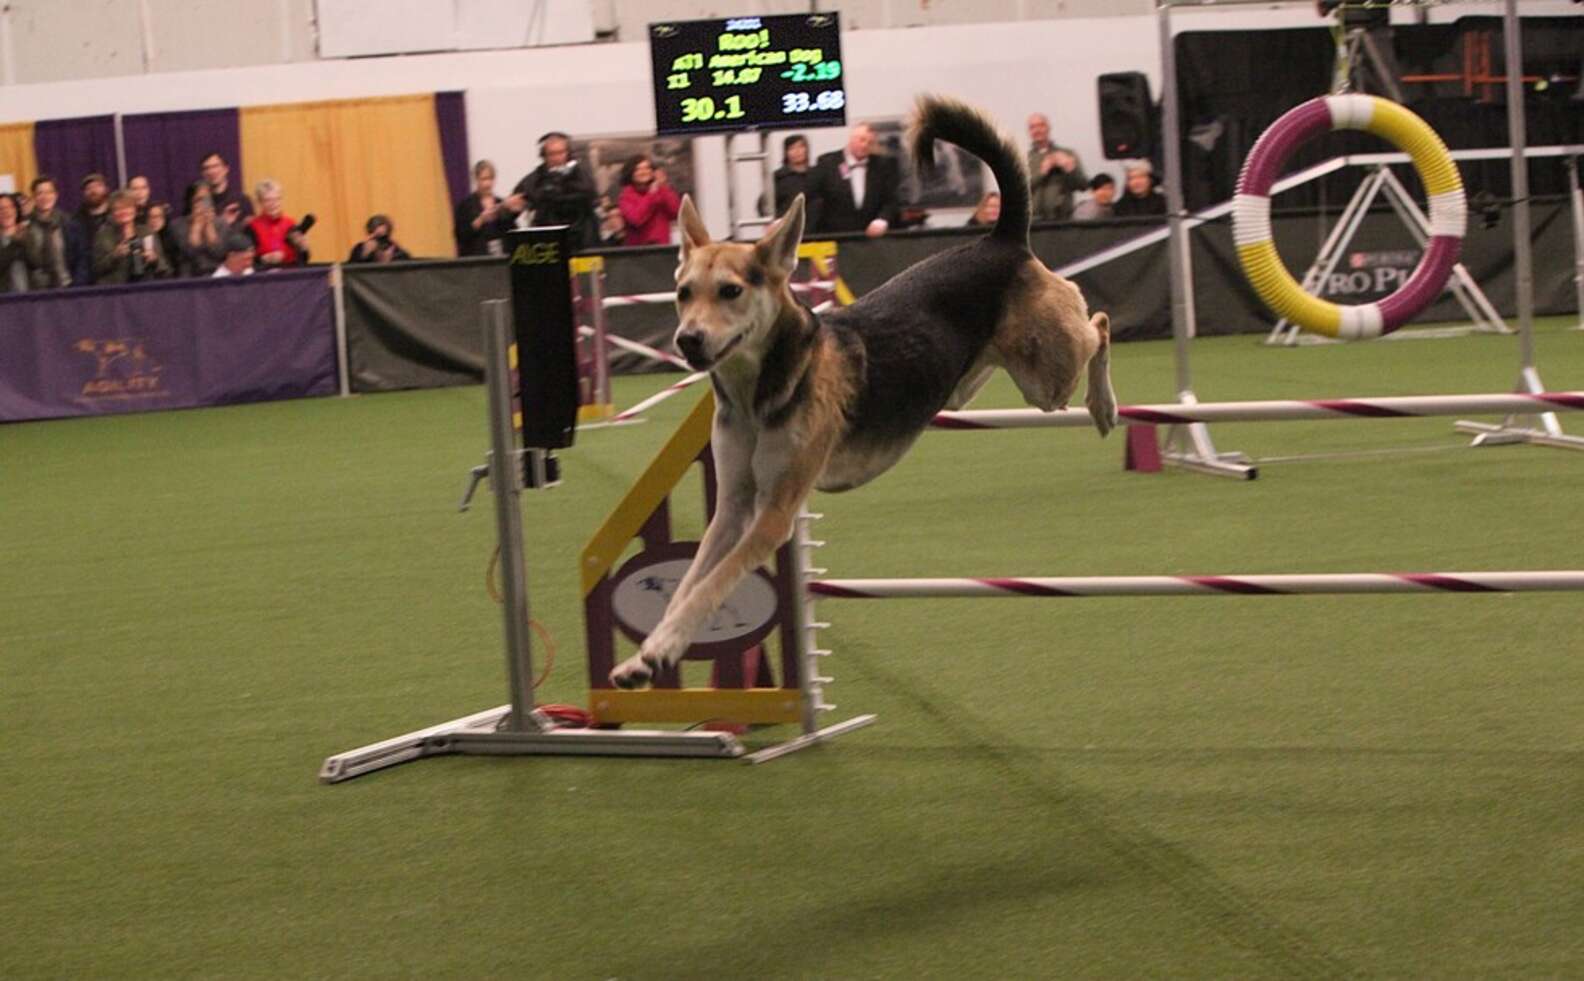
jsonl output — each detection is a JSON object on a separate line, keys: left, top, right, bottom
{"left": 0, "top": 3, "right": 1577, "bottom": 235}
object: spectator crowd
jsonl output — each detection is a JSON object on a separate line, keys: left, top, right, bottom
{"left": 765, "top": 111, "right": 1163, "bottom": 238}
{"left": 0, "top": 112, "right": 1168, "bottom": 295}
{"left": 0, "top": 152, "right": 337, "bottom": 293}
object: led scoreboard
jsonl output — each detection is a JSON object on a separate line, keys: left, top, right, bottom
{"left": 649, "top": 13, "right": 846, "bottom": 137}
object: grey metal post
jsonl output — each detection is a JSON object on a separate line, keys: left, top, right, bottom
{"left": 725, "top": 132, "right": 740, "bottom": 238}
{"left": 481, "top": 300, "right": 543, "bottom": 733}
{"left": 113, "top": 114, "right": 128, "bottom": 188}
{"left": 330, "top": 264, "right": 351, "bottom": 397}
{"left": 1158, "top": 2, "right": 1195, "bottom": 397}
{"left": 1502, "top": 0, "right": 1535, "bottom": 370}
{"left": 1569, "top": 152, "right": 1584, "bottom": 331}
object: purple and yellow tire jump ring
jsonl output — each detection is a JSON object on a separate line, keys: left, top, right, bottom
{"left": 1234, "top": 95, "right": 1465, "bottom": 339}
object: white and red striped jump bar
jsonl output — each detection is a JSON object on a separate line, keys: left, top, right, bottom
{"left": 932, "top": 392, "right": 1584, "bottom": 430}
{"left": 808, "top": 571, "right": 1584, "bottom": 599}
{"left": 602, "top": 281, "right": 836, "bottom": 308}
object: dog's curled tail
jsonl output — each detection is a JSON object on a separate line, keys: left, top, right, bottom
{"left": 908, "top": 95, "right": 1030, "bottom": 247}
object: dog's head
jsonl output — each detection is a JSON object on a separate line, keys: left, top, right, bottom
{"left": 672, "top": 193, "right": 805, "bottom": 372}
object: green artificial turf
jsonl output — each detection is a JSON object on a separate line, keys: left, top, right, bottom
{"left": 5, "top": 318, "right": 1584, "bottom": 978}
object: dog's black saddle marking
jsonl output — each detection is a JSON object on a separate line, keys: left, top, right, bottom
{"left": 828, "top": 237, "right": 1025, "bottom": 447}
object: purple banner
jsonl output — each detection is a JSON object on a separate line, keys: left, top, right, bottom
{"left": 0, "top": 269, "right": 337, "bottom": 423}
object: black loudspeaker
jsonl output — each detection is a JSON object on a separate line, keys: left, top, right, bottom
{"left": 1098, "top": 71, "right": 1153, "bottom": 160}
{"left": 507, "top": 226, "right": 579, "bottom": 450}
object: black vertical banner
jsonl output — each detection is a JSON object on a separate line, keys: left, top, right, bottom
{"left": 507, "top": 226, "right": 579, "bottom": 449}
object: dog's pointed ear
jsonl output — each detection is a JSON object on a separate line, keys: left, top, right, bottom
{"left": 677, "top": 194, "right": 710, "bottom": 266}
{"left": 755, "top": 193, "right": 805, "bottom": 277}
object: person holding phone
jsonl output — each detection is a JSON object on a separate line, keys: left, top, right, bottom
{"left": 92, "top": 190, "right": 168, "bottom": 284}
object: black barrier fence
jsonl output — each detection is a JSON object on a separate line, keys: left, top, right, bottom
{"left": 342, "top": 199, "right": 1579, "bottom": 393}
{"left": 1174, "top": 19, "right": 1584, "bottom": 210}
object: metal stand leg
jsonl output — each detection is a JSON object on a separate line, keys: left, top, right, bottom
{"left": 743, "top": 510, "right": 876, "bottom": 764}
{"left": 1159, "top": 393, "right": 1257, "bottom": 480}
{"left": 1376, "top": 167, "right": 1510, "bottom": 336}
{"left": 1568, "top": 152, "right": 1584, "bottom": 332}
{"left": 320, "top": 301, "right": 745, "bottom": 784}
{"left": 1266, "top": 169, "right": 1388, "bottom": 346}
{"left": 1156, "top": 4, "right": 1248, "bottom": 480}
{"left": 1451, "top": 5, "right": 1584, "bottom": 456}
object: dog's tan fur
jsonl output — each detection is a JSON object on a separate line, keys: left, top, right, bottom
{"left": 609, "top": 105, "right": 1115, "bottom": 690}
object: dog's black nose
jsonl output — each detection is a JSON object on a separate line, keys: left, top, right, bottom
{"left": 675, "top": 330, "right": 708, "bottom": 367}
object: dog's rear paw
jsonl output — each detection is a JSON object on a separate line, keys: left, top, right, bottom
{"left": 1087, "top": 391, "right": 1119, "bottom": 437}
{"left": 610, "top": 654, "right": 659, "bottom": 690}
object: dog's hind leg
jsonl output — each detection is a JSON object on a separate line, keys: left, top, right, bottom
{"left": 993, "top": 265, "right": 1116, "bottom": 435}
{"left": 1083, "top": 312, "right": 1118, "bottom": 436}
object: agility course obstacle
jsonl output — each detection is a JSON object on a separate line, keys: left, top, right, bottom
{"left": 809, "top": 572, "right": 1584, "bottom": 600}
{"left": 322, "top": 228, "right": 754, "bottom": 783}
{"left": 1149, "top": 0, "right": 1581, "bottom": 479}
{"left": 579, "top": 390, "right": 875, "bottom": 763}
{"left": 931, "top": 392, "right": 1584, "bottom": 430}
{"left": 1234, "top": 94, "right": 1465, "bottom": 341}
{"left": 322, "top": 232, "right": 872, "bottom": 779}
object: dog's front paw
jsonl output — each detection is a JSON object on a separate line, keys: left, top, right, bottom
{"left": 609, "top": 629, "right": 686, "bottom": 689}
{"left": 610, "top": 651, "right": 661, "bottom": 690}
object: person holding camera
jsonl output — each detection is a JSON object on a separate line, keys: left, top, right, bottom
{"left": 248, "top": 179, "right": 312, "bottom": 267}
{"left": 92, "top": 190, "right": 169, "bottom": 285}
{"left": 509, "top": 131, "right": 598, "bottom": 249}
{"left": 1026, "top": 112, "right": 1088, "bottom": 222}
{"left": 348, "top": 214, "right": 412, "bottom": 264}
{"left": 454, "top": 160, "right": 521, "bottom": 257}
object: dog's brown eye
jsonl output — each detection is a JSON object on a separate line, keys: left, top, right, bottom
{"left": 719, "top": 284, "right": 743, "bottom": 300}
{"left": 677, "top": 286, "right": 692, "bottom": 302}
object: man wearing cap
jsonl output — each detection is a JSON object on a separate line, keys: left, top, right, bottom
{"left": 74, "top": 173, "right": 112, "bottom": 284}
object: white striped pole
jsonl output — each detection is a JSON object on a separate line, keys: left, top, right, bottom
{"left": 577, "top": 325, "right": 691, "bottom": 371}
{"left": 606, "top": 371, "right": 708, "bottom": 424}
{"left": 602, "top": 280, "right": 837, "bottom": 308}
{"left": 932, "top": 392, "right": 1584, "bottom": 430}
{"left": 809, "top": 571, "right": 1584, "bottom": 599}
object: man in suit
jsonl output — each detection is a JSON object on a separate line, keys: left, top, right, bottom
{"left": 807, "top": 122, "right": 901, "bottom": 238}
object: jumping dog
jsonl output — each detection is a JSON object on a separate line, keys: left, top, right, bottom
{"left": 610, "top": 95, "right": 1118, "bottom": 689}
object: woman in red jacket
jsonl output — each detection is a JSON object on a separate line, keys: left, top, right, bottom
{"left": 615, "top": 155, "right": 680, "bottom": 247}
